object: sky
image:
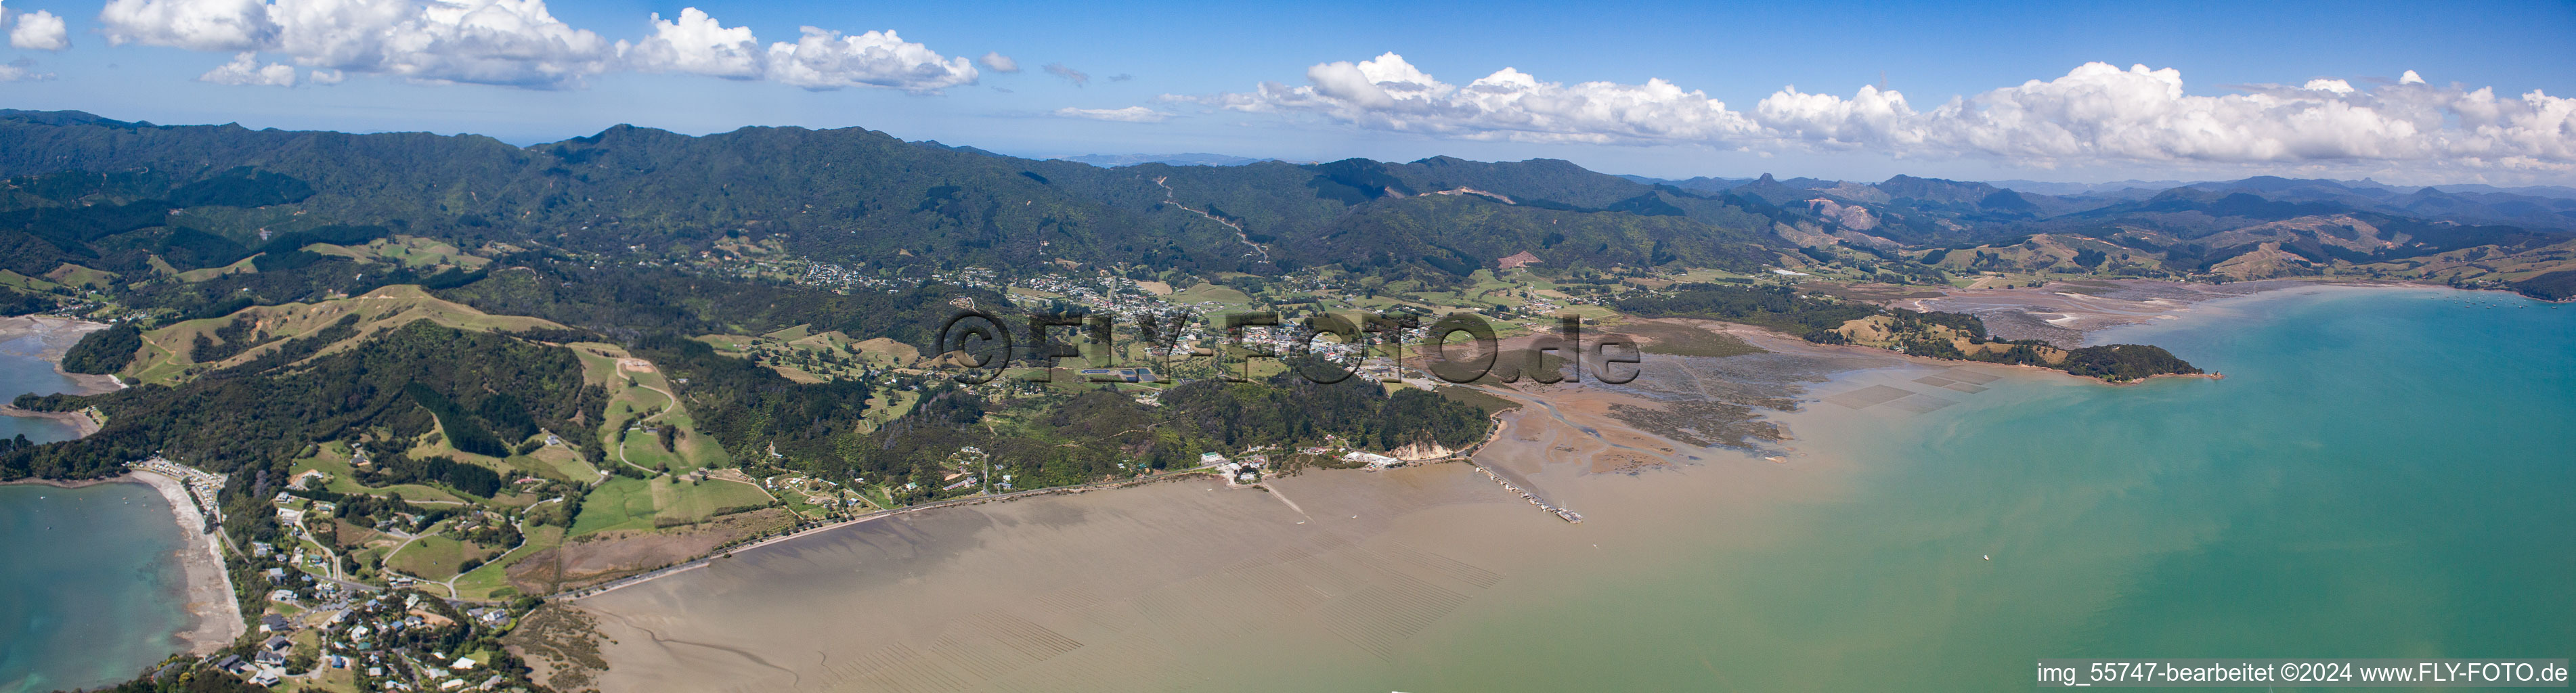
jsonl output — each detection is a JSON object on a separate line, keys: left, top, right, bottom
{"left": 0, "top": 0, "right": 2572, "bottom": 185}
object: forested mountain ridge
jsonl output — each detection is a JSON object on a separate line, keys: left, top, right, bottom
{"left": 7, "top": 108, "right": 2571, "bottom": 302}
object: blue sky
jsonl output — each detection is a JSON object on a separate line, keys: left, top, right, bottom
{"left": 2, "top": 0, "right": 2572, "bottom": 184}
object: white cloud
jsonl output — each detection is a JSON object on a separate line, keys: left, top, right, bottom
{"left": 1044, "top": 62, "right": 1086, "bottom": 87}
{"left": 307, "top": 67, "right": 343, "bottom": 83}
{"left": 1167, "top": 52, "right": 1760, "bottom": 143}
{"left": 1755, "top": 62, "right": 2575, "bottom": 171}
{"left": 2399, "top": 70, "right": 2425, "bottom": 85}
{"left": 978, "top": 51, "right": 1016, "bottom": 73}
{"left": 763, "top": 26, "right": 976, "bottom": 92}
{"left": 102, "top": 0, "right": 615, "bottom": 89}
{"left": 94, "top": 1, "right": 986, "bottom": 93}
{"left": 619, "top": 7, "right": 760, "bottom": 79}
{"left": 0, "top": 61, "right": 54, "bottom": 81}
{"left": 1173, "top": 55, "right": 2576, "bottom": 173}
{"left": 98, "top": 0, "right": 276, "bottom": 51}
{"left": 1054, "top": 106, "right": 1166, "bottom": 122}
{"left": 198, "top": 51, "right": 296, "bottom": 85}
{"left": 11, "top": 9, "right": 70, "bottom": 50}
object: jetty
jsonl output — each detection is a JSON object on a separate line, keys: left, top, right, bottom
{"left": 1470, "top": 462, "right": 1582, "bottom": 523}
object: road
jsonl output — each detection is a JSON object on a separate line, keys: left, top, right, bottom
{"left": 1152, "top": 176, "right": 1270, "bottom": 262}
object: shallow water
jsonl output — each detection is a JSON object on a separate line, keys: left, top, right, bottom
{"left": 586, "top": 286, "right": 2575, "bottom": 692}
{"left": 0, "top": 337, "right": 85, "bottom": 444}
{"left": 1389, "top": 286, "right": 2575, "bottom": 691}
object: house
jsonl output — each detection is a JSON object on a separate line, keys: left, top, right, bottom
{"left": 249, "top": 541, "right": 274, "bottom": 558}
{"left": 1199, "top": 452, "right": 1229, "bottom": 466}
{"left": 263, "top": 635, "right": 292, "bottom": 652}
{"left": 263, "top": 567, "right": 288, "bottom": 583}
{"left": 451, "top": 656, "right": 478, "bottom": 670}
{"left": 267, "top": 589, "right": 297, "bottom": 604}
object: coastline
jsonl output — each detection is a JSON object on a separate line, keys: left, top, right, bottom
{"left": 126, "top": 469, "right": 245, "bottom": 656}
{"left": 571, "top": 345, "right": 1876, "bottom": 693}
{"left": 0, "top": 471, "right": 246, "bottom": 656}
{"left": 0, "top": 314, "right": 127, "bottom": 397}
{"left": 0, "top": 403, "right": 102, "bottom": 437}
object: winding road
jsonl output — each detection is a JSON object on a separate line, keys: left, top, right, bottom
{"left": 1151, "top": 176, "right": 1270, "bottom": 262}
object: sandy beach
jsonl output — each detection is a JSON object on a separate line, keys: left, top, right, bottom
{"left": 127, "top": 470, "right": 245, "bottom": 656}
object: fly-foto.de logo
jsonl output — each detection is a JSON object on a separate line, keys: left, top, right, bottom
{"left": 933, "top": 309, "right": 1642, "bottom": 386}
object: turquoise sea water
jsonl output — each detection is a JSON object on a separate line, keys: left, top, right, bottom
{"left": 0, "top": 336, "right": 190, "bottom": 693}
{"left": 0, "top": 483, "right": 193, "bottom": 693}
{"left": 1397, "top": 286, "right": 2574, "bottom": 691}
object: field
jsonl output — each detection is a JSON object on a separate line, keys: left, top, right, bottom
{"left": 301, "top": 235, "right": 492, "bottom": 269}
{"left": 385, "top": 534, "right": 477, "bottom": 578}
{"left": 567, "top": 475, "right": 777, "bottom": 535}
{"left": 293, "top": 448, "right": 469, "bottom": 506}
{"left": 122, "top": 284, "right": 567, "bottom": 385}
{"left": 452, "top": 524, "right": 563, "bottom": 600}
{"left": 571, "top": 342, "right": 730, "bottom": 475}
{"left": 42, "top": 263, "right": 116, "bottom": 290}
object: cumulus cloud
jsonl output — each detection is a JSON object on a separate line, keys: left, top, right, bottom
{"left": 978, "top": 51, "right": 1016, "bottom": 73}
{"left": 1172, "top": 55, "right": 2576, "bottom": 173}
{"left": 198, "top": 51, "right": 295, "bottom": 85}
{"left": 11, "top": 9, "right": 70, "bottom": 50}
{"left": 1053, "top": 106, "right": 1166, "bottom": 122}
{"left": 102, "top": 0, "right": 615, "bottom": 89}
{"left": 96, "top": 1, "right": 980, "bottom": 92}
{"left": 1166, "top": 52, "right": 1759, "bottom": 143}
{"left": 764, "top": 26, "right": 976, "bottom": 92}
{"left": 619, "top": 7, "right": 760, "bottom": 79}
{"left": 97, "top": 0, "right": 276, "bottom": 51}
{"left": 1753, "top": 62, "right": 2575, "bottom": 171}
{"left": 1044, "top": 62, "right": 1086, "bottom": 87}
{"left": 614, "top": 9, "right": 975, "bottom": 91}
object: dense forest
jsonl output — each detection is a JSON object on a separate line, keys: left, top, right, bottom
{"left": 60, "top": 322, "right": 141, "bottom": 374}
{"left": 2514, "top": 269, "right": 2576, "bottom": 302}
{"left": 431, "top": 255, "right": 995, "bottom": 351}
{"left": 827, "top": 360, "right": 1494, "bottom": 505}
{"left": 2, "top": 320, "right": 596, "bottom": 480}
